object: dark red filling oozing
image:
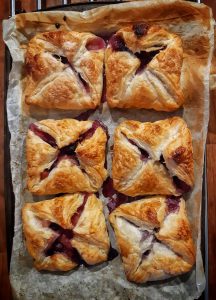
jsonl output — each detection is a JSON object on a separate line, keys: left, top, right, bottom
{"left": 135, "top": 50, "right": 161, "bottom": 75}
{"left": 109, "top": 35, "right": 164, "bottom": 74}
{"left": 127, "top": 138, "right": 150, "bottom": 162}
{"left": 166, "top": 196, "right": 181, "bottom": 214}
{"left": 79, "top": 120, "right": 109, "bottom": 142}
{"left": 29, "top": 123, "right": 57, "bottom": 148}
{"left": 159, "top": 155, "right": 191, "bottom": 194}
{"left": 71, "top": 193, "right": 88, "bottom": 227}
{"left": 52, "top": 54, "right": 90, "bottom": 93}
{"left": 45, "top": 194, "right": 88, "bottom": 263}
{"left": 142, "top": 249, "right": 151, "bottom": 259}
{"left": 102, "top": 177, "right": 143, "bottom": 213}
{"left": 173, "top": 176, "right": 191, "bottom": 194}
{"left": 109, "top": 35, "right": 130, "bottom": 52}
{"left": 133, "top": 23, "right": 149, "bottom": 38}
{"left": 75, "top": 109, "right": 97, "bottom": 121}
{"left": 86, "top": 37, "right": 106, "bottom": 51}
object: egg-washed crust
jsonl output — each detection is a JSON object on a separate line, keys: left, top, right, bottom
{"left": 105, "top": 24, "right": 184, "bottom": 111}
{"left": 109, "top": 196, "right": 195, "bottom": 283}
{"left": 26, "top": 119, "right": 108, "bottom": 195}
{"left": 22, "top": 193, "right": 110, "bottom": 271}
{"left": 112, "top": 117, "right": 194, "bottom": 196}
{"left": 24, "top": 30, "right": 105, "bottom": 110}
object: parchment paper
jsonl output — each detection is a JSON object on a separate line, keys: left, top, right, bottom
{"left": 3, "top": 1, "right": 214, "bottom": 299}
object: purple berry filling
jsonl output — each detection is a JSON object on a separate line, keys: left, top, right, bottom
{"left": 109, "top": 34, "right": 165, "bottom": 74}
{"left": 173, "top": 176, "right": 191, "bottom": 194}
{"left": 86, "top": 37, "right": 106, "bottom": 51}
{"left": 133, "top": 23, "right": 149, "bottom": 38}
{"left": 52, "top": 54, "right": 90, "bottom": 93}
{"left": 109, "top": 35, "right": 130, "bottom": 52}
{"left": 79, "top": 120, "right": 109, "bottom": 142}
{"left": 127, "top": 138, "right": 150, "bottom": 162}
{"left": 71, "top": 193, "right": 88, "bottom": 227}
{"left": 166, "top": 196, "right": 181, "bottom": 214}
{"left": 135, "top": 50, "right": 161, "bottom": 74}
{"left": 102, "top": 177, "right": 129, "bottom": 212}
{"left": 29, "top": 123, "right": 57, "bottom": 148}
{"left": 45, "top": 194, "right": 89, "bottom": 263}
{"left": 75, "top": 109, "right": 96, "bottom": 121}
{"left": 101, "top": 67, "right": 106, "bottom": 103}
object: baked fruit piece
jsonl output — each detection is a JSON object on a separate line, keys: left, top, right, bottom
{"left": 112, "top": 117, "right": 194, "bottom": 196}
{"left": 24, "top": 30, "right": 105, "bottom": 110}
{"left": 22, "top": 193, "right": 110, "bottom": 271}
{"left": 26, "top": 119, "right": 108, "bottom": 195}
{"left": 105, "top": 23, "right": 184, "bottom": 111}
{"left": 109, "top": 196, "right": 195, "bottom": 283}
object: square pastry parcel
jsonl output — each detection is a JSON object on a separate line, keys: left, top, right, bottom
{"left": 26, "top": 119, "right": 108, "bottom": 195}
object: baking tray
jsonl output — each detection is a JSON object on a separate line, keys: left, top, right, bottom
{"left": 4, "top": 1, "right": 208, "bottom": 299}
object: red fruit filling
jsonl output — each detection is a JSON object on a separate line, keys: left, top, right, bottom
{"left": 127, "top": 138, "right": 150, "bottom": 162}
{"left": 29, "top": 123, "right": 57, "bottom": 148}
{"left": 86, "top": 37, "right": 106, "bottom": 50}
{"left": 166, "top": 196, "right": 181, "bottom": 214}
{"left": 71, "top": 193, "right": 88, "bottom": 227}
{"left": 173, "top": 176, "right": 191, "bottom": 194}
{"left": 45, "top": 194, "right": 89, "bottom": 263}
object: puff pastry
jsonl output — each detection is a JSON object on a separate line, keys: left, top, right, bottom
{"left": 105, "top": 23, "right": 184, "bottom": 111}
{"left": 24, "top": 30, "right": 105, "bottom": 110}
{"left": 109, "top": 196, "right": 195, "bottom": 283}
{"left": 112, "top": 117, "right": 194, "bottom": 196}
{"left": 22, "top": 193, "right": 110, "bottom": 271}
{"left": 26, "top": 119, "right": 108, "bottom": 195}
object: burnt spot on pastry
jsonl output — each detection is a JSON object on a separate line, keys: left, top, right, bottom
{"left": 109, "top": 35, "right": 130, "bottom": 52}
{"left": 86, "top": 37, "right": 106, "bottom": 51}
{"left": 166, "top": 196, "right": 181, "bottom": 214}
{"left": 108, "top": 247, "right": 119, "bottom": 261}
{"left": 173, "top": 176, "right": 191, "bottom": 194}
{"left": 127, "top": 138, "right": 150, "bottom": 162}
{"left": 135, "top": 50, "right": 161, "bottom": 75}
{"left": 71, "top": 193, "right": 88, "bottom": 227}
{"left": 55, "top": 23, "right": 61, "bottom": 29}
{"left": 133, "top": 23, "right": 149, "bottom": 38}
{"left": 29, "top": 123, "right": 57, "bottom": 148}
{"left": 63, "top": 16, "right": 67, "bottom": 21}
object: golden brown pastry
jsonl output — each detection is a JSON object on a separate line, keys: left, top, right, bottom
{"left": 105, "top": 23, "right": 184, "bottom": 111}
{"left": 24, "top": 30, "right": 105, "bottom": 110}
{"left": 109, "top": 196, "right": 195, "bottom": 283}
{"left": 22, "top": 193, "right": 110, "bottom": 271}
{"left": 26, "top": 119, "right": 108, "bottom": 195}
{"left": 112, "top": 117, "right": 194, "bottom": 196}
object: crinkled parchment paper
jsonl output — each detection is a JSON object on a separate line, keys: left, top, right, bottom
{"left": 3, "top": 1, "right": 214, "bottom": 299}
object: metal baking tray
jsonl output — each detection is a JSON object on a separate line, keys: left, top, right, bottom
{"left": 4, "top": 0, "right": 208, "bottom": 299}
